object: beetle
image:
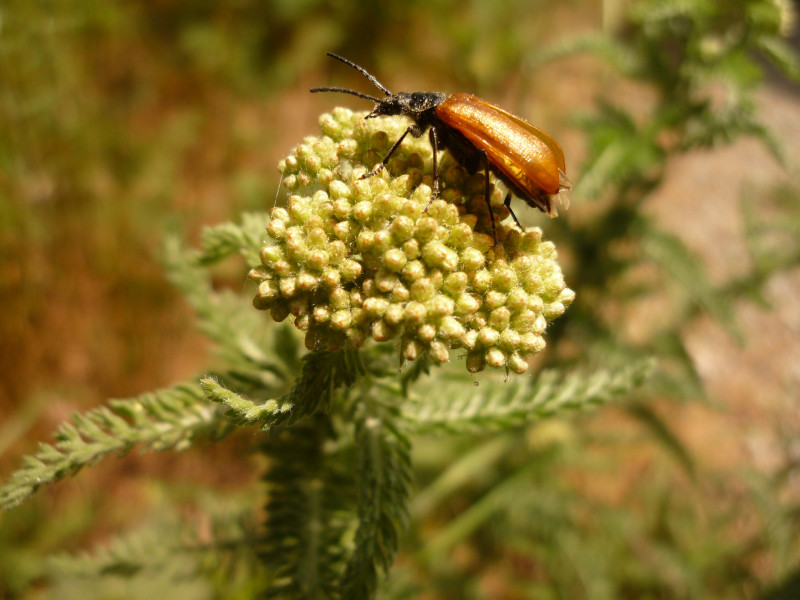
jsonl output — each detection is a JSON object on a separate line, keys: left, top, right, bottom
{"left": 310, "top": 53, "right": 570, "bottom": 241}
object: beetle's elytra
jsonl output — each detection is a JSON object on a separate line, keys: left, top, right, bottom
{"left": 311, "top": 53, "right": 570, "bottom": 240}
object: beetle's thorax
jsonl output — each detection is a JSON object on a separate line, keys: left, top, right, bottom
{"left": 367, "top": 91, "right": 447, "bottom": 121}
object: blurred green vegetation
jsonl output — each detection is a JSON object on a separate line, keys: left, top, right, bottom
{"left": 2, "top": 0, "right": 800, "bottom": 598}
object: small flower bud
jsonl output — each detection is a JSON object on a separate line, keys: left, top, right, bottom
{"left": 471, "top": 269, "right": 492, "bottom": 293}
{"left": 296, "top": 271, "right": 318, "bottom": 291}
{"left": 404, "top": 301, "right": 427, "bottom": 324}
{"left": 372, "top": 230, "right": 393, "bottom": 254}
{"left": 488, "top": 307, "right": 511, "bottom": 330}
{"left": 375, "top": 269, "right": 399, "bottom": 293}
{"left": 492, "top": 265, "right": 517, "bottom": 292}
{"left": 330, "top": 286, "right": 350, "bottom": 309}
{"left": 455, "top": 293, "right": 481, "bottom": 315}
{"left": 333, "top": 220, "right": 352, "bottom": 241}
{"left": 322, "top": 268, "right": 341, "bottom": 288}
{"left": 416, "top": 323, "right": 437, "bottom": 342}
{"left": 341, "top": 259, "right": 362, "bottom": 282}
{"left": 353, "top": 200, "right": 373, "bottom": 222}
{"left": 332, "top": 198, "right": 352, "bottom": 220}
{"left": 442, "top": 272, "right": 468, "bottom": 295}
{"left": 484, "top": 290, "right": 507, "bottom": 310}
{"left": 438, "top": 316, "right": 465, "bottom": 340}
{"left": 429, "top": 340, "right": 450, "bottom": 363}
{"left": 477, "top": 327, "right": 500, "bottom": 347}
{"left": 279, "top": 277, "right": 297, "bottom": 298}
{"left": 426, "top": 294, "right": 455, "bottom": 318}
{"left": 363, "top": 297, "right": 390, "bottom": 318}
{"left": 390, "top": 215, "right": 415, "bottom": 242}
{"left": 294, "top": 313, "right": 310, "bottom": 330}
{"left": 506, "top": 288, "right": 528, "bottom": 312}
{"left": 313, "top": 305, "right": 330, "bottom": 323}
{"left": 519, "top": 333, "right": 546, "bottom": 354}
{"left": 422, "top": 241, "right": 459, "bottom": 271}
{"left": 327, "top": 180, "right": 350, "bottom": 200}
{"left": 485, "top": 348, "right": 507, "bottom": 369}
{"left": 543, "top": 302, "right": 566, "bottom": 320}
{"left": 499, "top": 328, "right": 521, "bottom": 351}
{"left": 390, "top": 282, "right": 410, "bottom": 303}
{"left": 372, "top": 320, "right": 396, "bottom": 342}
{"left": 403, "top": 238, "right": 420, "bottom": 260}
{"left": 402, "top": 337, "right": 424, "bottom": 362}
{"left": 384, "top": 304, "right": 404, "bottom": 325}
{"left": 256, "top": 279, "right": 279, "bottom": 301}
{"left": 466, "top": 350, "right": 487, "bottom": 373}
{"left": 447, "top": 222, "right": 474, "bottom": 247}
{"left": 271, "top": 302, "right": 289, "bottom": 322}
{"left": 266, "top": 219, "right": 287, "bottom": 240}
{"left": 462, "top": 329, "right": 478, "bottom": 350}
{"left": 383, "top": 248, "right": 408, "bottom": 273}
{"left": 414, "top": 217, "right": 439, "bottom": 243}
{"left": 410, "top": 277, "right": 436, "bottom": 302}
{"left": 507, "top": 353, "right": 529, "bottom": 374}
{"left": 330, "top": 310, "right": 352, "bottom": 330}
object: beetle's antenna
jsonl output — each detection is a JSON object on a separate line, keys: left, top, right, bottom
{"left": 323, "top": 52, "right": 393, "bottom": 96}
{"left": 310, "top": 86, "right": 384, "bottom": 104}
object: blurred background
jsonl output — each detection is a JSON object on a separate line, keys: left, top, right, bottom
{"left": 1, "top": 0, "right": 799, "bottom": 598}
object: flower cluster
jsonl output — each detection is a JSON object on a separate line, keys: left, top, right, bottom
{"left": 249, "top": 108, "right": 573, "bottom": 373}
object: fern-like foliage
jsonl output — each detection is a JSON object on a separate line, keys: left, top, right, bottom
{"left": 197, "top": 211, "right": 269, "bottom": 268}
{"left": 639, "top": 223, "right": 743, "bottom": 341}
{"left": 0, "top": 384, "right": 225, "bottom": 510}
{"left": 203, "top": 349, "right": 365, "bottom": 430}
{"left": 281, "top": 350, "right": 364, "bottom": 421}
{"left": 162, "top": 234, "right": 279, "bottom": 373}
{"left": 401, "top": 358, "right": 655, "bottom": 434}
{"left": 339, "top": 401, "right": 412, "bottom": 600}
{"left": 741, "top": 181, "right": 800, "bottom": 290}
{"left": 259, "top": 414, "right": 355, "bottom": 599}
{"left": 200, "top": 378, "right": 294, "bottom": 428}
{"left": 42, "top": 500, "right": 265, "bottom": 600}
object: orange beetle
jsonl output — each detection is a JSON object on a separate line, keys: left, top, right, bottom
{"left": 311, "top": 53, "right": 570, "bottom": 239}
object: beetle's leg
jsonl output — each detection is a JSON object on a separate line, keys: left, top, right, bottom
{"left": 360, "top": 124, "right": 421, "bottom": 181}
{"left": 429, "top": 127, "right": 440, "bottom": 200}
{"left": 504, "top": 192, "right": 524, "bottom": 229}
{"left": 422, "top": 127, "right": 443, "bottom": 214}
{"left": 479, "top": 149, "right": 498, "bottom": 245}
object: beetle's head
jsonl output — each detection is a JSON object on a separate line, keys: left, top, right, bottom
{"left": 311, "top": 54, "right": 446, "bottom": 122}
{"left": 367, "top": 92, "right": 446, "bottom": 120}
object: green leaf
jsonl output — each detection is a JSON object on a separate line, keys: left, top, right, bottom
{"left": 199, "top": 378, "right": 292, "bottom": 428}
{"left": 260, "top": 415, "right": 353, "bottom": 599}
{"left": 401, "top": 359, "right": 655, "bottom": 434}
{"left": 1, "top": 384, "right": 226, "bottom": 510}
{"left": 339, "top": 403, "right": 411, "bottom": 600}
{"left": 201, "top": 350, "right": 364, "bottom": 431}
{"left": 640, "top": 223, "right": 744, "bottom": 342}
{"left": 44, "top": 500, "right": 263, "bottom": 599}
{"left": 625, "top": 402, "right": 696, "bottom": 478}
{"left": 756, "top": 36, "right": 800, "bottom": 82}
{"left": 162, "top": 235, "right": 296, "bottom": 380}
{"left": 198, "top": 212, "right": 270, "bottom": 267}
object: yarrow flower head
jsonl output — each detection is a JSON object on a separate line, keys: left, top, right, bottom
{"left": 249, "top": 108, "right": 574, "bottom": 374}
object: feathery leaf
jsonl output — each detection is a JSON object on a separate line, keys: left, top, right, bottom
{"left": 401, "top": 359, "right": 655, "bottom": 434}
{"left": 1, "top": 384, "right": 226, "bottom": 510}
{"left": 339, "top": 402, "right": 412, "bottom": 599}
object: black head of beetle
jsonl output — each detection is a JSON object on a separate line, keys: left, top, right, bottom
{"left": 364, "top": 91, "right": 448, "bottom": 121}
{"left": 311, "top": 54, "right": 446, "bottom": 128}
{"left": 310, "top": 52, "right": 568, "bottom": 242}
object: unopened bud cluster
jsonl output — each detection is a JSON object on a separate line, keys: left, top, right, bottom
{"left": 249, "top": 108, "right": 574, "bottom": 373}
